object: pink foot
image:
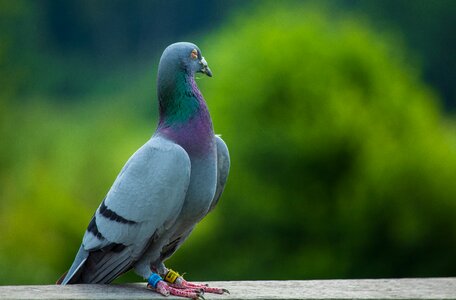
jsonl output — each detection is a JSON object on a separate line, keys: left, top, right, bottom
{"left": 172, "top": 278, "right": 229, "bottom": 295}
{"left": 147, "top": 281, "right": 205, "bottom": 299}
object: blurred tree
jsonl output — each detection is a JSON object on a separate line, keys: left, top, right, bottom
{"left": 40, "top": 0, "right": 245, "bottom": 64}
{"left": 168, "top": 4, "right": 456, "bottom": 280}
{"left": 1, "top": 1, "right": 456, "bottom": 285}
{"left": 333, "top": 0, "right": 456, "bottom": 110}
{"left": 3, "top": 0, "right": 455, "bottom": 108}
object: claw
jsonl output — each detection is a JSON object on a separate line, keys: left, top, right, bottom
{"left": 153, "top": 269, "right": 228, "bottom": 298}
{"left": 148, "top": 280, "right": 206, "bottom": 299}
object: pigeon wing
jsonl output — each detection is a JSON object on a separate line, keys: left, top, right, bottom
{"left": 208, "top": 135, "right": 230, "bottom": 213}
{"left": 61, "top": 136, "right": 191, "bottom": 284}
{"left": 149, "top": 135, "right": 230, "bottom": 264}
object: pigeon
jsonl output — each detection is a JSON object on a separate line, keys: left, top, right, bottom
{"left": 57, "top": 42, "right": 230, "bottom": 299}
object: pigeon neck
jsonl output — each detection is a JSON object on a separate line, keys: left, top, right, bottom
{"left": 156, "top": 70, "right": 214, "bottom": 155}
{"left": 158, "top": 71, "right": 197, "bottom": 124}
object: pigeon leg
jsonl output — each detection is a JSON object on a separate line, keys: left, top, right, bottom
{"left": 164, "top": 269, "right": 229, "bottom": 295}
{"left": 147, "top": 273, "right": 205, "bottom": 299}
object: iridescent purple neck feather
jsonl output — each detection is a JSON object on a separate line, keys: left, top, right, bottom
{"left": 156, "top": 70, "right": 214, "bottom": 157}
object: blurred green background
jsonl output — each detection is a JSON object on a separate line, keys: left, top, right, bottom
{"left": 1, "top": 0, "right": 455, "bottom": 284}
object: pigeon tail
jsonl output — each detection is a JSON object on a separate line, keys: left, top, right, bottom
{"left": 58, "top": 245, "right": 89, "bottom": 284}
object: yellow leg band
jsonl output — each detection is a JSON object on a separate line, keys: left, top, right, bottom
{"left": 164, "top": 269, "right": 180, "bottom": 283}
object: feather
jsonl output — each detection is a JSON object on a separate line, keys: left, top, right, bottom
{"left": 60, "top": 42, "right": 229, "bottom": 286}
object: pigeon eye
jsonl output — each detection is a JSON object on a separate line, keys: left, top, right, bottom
{"left": 190, "top": 49, "right": 198, "bottom": 60}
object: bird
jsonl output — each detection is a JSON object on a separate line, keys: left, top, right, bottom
{"left": 57, "top": 42, "right": 230, "bottom": 299}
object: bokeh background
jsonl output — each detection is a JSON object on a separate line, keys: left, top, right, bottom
{"left": 1, "top": 0, "right": 455, "bottom": 284}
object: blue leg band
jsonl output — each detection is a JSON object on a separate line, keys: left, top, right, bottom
{"left": 147, "top": 273, "right": 163, "bottom": 288}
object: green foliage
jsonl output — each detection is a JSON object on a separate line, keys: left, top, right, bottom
{"left": 168, "top": 5, "right": 456, "bottom": 280}
{"left": 0, "top": 71, "right": 156, "bottom": 284}
{"left": 1, "top": 3, "right": 456, "bottom": 285}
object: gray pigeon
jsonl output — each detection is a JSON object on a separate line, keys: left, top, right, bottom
{"left": 58, "top": 42, "right": 230, "bottom": 299}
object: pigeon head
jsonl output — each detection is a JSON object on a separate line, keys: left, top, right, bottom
{"left": 156, "top": 42, "right": 214, "bottom": 131}
{"left": 158, "top": 42, "right": 212, "bottom": 78}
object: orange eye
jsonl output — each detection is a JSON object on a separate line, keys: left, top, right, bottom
{"left": 191, "top": 49, "right": 198, "bottom": 60}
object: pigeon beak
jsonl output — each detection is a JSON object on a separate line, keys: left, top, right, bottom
{"left": 200, "top": 57, "right": 212, "bottom": 77}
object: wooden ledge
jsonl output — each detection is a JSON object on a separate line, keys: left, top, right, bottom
{"left": 1, "top": 278, "right": 455, "bottom": 299}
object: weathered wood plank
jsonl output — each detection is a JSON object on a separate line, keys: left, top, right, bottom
{"left": 0, "top": 278, "right": 455, "bottom": 300}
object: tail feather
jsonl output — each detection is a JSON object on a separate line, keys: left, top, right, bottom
{"left": 58, "top": 243, "right": 134, "bottom": 284}
{"left": 56, "top": 271, "right": 68, "bottom": 284}
{"left": 91, "top": 254, "right": 132, "bottom": 284}
{"left": 59, "top": 245, "right": 89, "bottom": 285}
{"left": 83, "top": 247, "right": 133, "bottom": 283}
